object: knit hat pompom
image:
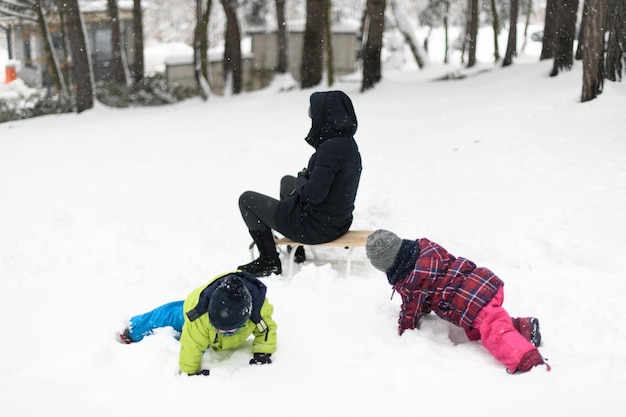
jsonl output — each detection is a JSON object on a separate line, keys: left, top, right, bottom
{"left": 208, "top": 275, "right": 252, "bottom": 331}
{"left": 366, "top": 229, "right": 403, "bottom": 272}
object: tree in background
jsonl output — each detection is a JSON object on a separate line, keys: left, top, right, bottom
{"left": 502, "top": 0, "right": 519, "bottom": 67}
{"left": 301, "top": 0, "right": 323, "bottom": 88}
{"left": 466, "top": 0, "right": 478, "bottom": 67}
{"left": 199, "top": 0, "right": 212, "bottom": 84}
{"left": 275, "top": 0, "right": 288, "bottom": 74}
{"left": 35, "top": 0, "right": 66, "bottom": 92}
{"left": 221, "top": 0, "right": 242, "bottom": 94}
{"left": 520, "top": 0, "right": 534, "bottom": 53}
{"left": 323, "top": 0, "right": 334, "bottom": 86}
{"left": 56, "top": 1, "right": 72, "bottom": 90}
{"left": 540, "top": 0, "right": 557, "bottom": 59}
{"left": 391, "top": 0, "right": 426, "bottom": 69}
{"left": 442, "top": 0, "right": 451, "bottom": 64}
{"left": 605, "top": 0, "right": 625, "bottom": 82}
{"left": 419, "top": 0, "right": 466, "bottom": 65}
{"left": 132, "top": 0, "right": 144, "bottom": 82}
{"left": 194, "top": 0, "right": 211, "bottom": 99}
{"left": 3, "top": 0, "right": 620, "bottom": 108}
{"left": 488, "top": 0, "right": 500, "bottom": 62}
{"left": 361, "top": 0, "right": 385, "bottom": 91}
{"left": 107, "top": 0, "right": 130, "bottom": 85}
{"left": 575, "top": 0, "right": 588, "bottom": 60}
{"left": 549, "top": 0, "right": 579, "bottom": 77}
{"left": 60, "top": 0, "right": 94, "bottom": 113}
{"left": 581, "top": 0, "right": 606, "bottom": 101}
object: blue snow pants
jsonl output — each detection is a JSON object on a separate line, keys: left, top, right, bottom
{"left": 128, "top": 300, "right": 185, "bottom": 342}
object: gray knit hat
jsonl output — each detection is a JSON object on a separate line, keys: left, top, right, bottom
{"left": 366, "top": 229, "right": 403, "bottom": 272}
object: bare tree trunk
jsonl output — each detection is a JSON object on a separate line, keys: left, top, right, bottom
{"left": 540, "top": 0, "right": 558, "bottom": 60}
{"left": 604, "top": 0, "right": 625, "bottom": 81}
{"left": 5, "top": 24, "right": 14, "bottom": 59}
{"left": 503, "top": 0, "right": 519, "bottom": 66}
{"left": 521, "top": 0, "right": 532, "bottom": 52}
{"left": 361, "top": 0, "right": 385, "bottom": 91}
{"left": 467, "top": 0, "right": 478, "bottom": 68}
{"left": 575, "top": 0, "right": 589, "bottom": 60}
{"left": 60, "top": 0, "right": 94, "bottom": 113}
{"left": 107, "top": 0, "right": 130, "bottom": 85}
{"left": 275, "top": 0, "right": 288, "bottom": 74}
{"left": 221, "top": 0, "right": 242, "bottom": 94}
{"left": 302, "top": 0, "right": 324, "bottom": 88}
{"left": 581, "top": 0, "right": 607, "bottom": 101}
{"left": 490, "top": 0, "right": 500, "bottom": 62}
{"left": 550, "top": 0, "right": 579, "bottom": 76}
{"left": 58, "top": 6, "right": 72, "bottom": 90}
{"left": 461, "top": 5, "right": 469, "bottom": 64}
{"left": 132, "top": 0, "right": 144, "bottom": 82}
{"left": 200, "top": 0, "right": 212, "bottom": 82}
{"left": 194, "top": 0, "right": 210, "bottom": 99}
{"left": 444, "top": 0, "right": 450, "bottom": 64}
{"left": 390, "top": 0, "right": 425, "bottom": 68}
{"left": 35, "top": 0, "right": 66, "bottom": 93}
{"left": 323, "top": 0, "right": 334, "bottom": 86}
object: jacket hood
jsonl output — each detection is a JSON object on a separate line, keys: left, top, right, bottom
{"left": 185, "top": 271, "right": 267, "bottom": 325}
{"left": 305, "top": 90, "right": 358, "bottom": 148}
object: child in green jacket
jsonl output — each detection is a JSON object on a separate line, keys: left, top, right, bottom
{"left": 117, "top": 271, "right": 277, "bottom": 375}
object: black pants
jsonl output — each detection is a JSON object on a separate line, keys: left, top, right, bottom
{"left": 239, "top": 175, "right": 296, "bottom": 232}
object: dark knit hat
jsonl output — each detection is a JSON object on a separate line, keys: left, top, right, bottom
{"left": 208, "top": 275, "right": 252, "bottom": 331}
{"left": 366, "top": 229, "right": 403, "bottom": 272}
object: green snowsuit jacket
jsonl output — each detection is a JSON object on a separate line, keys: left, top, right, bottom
{"left": 178, "top": 272, "right": 277, "bottom": 375}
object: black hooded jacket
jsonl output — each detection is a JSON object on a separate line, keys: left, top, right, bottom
{"left": 275, "top": 91, "right": 362, "bottom": 244}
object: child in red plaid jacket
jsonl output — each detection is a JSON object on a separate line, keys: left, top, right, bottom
{"left": 366, "top": 229, "right": 550, "bottom": 374}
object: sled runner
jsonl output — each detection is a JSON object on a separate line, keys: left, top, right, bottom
{"left": 249, "top": 230, "right": 373, "bottom": 278}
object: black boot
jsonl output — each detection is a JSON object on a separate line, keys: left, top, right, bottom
{"left": 238, "top": 229, "right": 282, "bottom": 277}
{"left": 288, "top": 245, "right": 306, "bottom": 264}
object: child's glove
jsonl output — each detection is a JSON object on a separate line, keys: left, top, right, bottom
{"left": 249, "top": 353, "right": 272, "bottom": 365}
{"left": 190, "top": 369, "right": 210, "bottom": 376}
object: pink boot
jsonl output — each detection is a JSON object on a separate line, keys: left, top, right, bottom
{"left": 510, "top": 349, "right": 551, "bottom": 373}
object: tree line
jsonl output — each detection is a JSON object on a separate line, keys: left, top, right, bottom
{"left": 1, "top": 0, "right": 624, "bottom": 115}
{"left": 0, "top": 0, "right": 145, "bottom": 112}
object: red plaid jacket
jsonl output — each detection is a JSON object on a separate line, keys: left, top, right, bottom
{"left": 393, "top": 238, "right": 503, "bottom": 334}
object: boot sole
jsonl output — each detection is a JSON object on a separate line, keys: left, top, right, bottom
{"left": 529, "top": 318, "right": 541, "bottom": 347}
{"left": 250, "top": 267, "right": 282, "bottom": 277}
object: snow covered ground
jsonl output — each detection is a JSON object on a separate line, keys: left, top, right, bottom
{"left": 1, "top": 26, "right": 626, "bottom": 417}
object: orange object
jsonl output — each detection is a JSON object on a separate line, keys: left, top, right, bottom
{"left": 5, "top": 65, "right": 17, "bottom": 83}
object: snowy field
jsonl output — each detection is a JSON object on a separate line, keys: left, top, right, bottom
{"left": 1, "top": 26, "right": 626, "bottom": 417}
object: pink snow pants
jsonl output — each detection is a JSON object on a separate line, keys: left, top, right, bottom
{"left": 468, "top": 287, "right": 536, "bottom": 372}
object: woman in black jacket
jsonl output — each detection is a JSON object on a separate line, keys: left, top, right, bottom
{"left": 238, "top": 90, "right": 362, "bottom": 277}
